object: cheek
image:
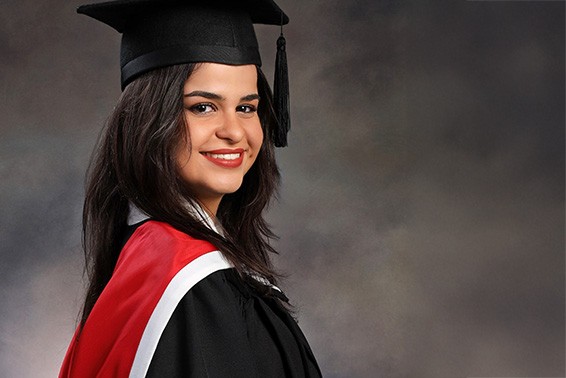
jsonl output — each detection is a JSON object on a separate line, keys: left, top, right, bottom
{"left": 249, "top": 121, "right": 264, "bottom": 151}
{"left": 184, "top": 119, "right": 209, "bottom": 152}
{"left": 175, "top": 123, "right": 196, "bottom": 176}
{"left": 175, "top": 142, "right": 191, "bottom": 181}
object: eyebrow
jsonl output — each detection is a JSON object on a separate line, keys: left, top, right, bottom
{"left": 184, "top": 91, "right": 260, "bottom": 102}
{"left": 240, "top": 93, "right": 261, "bottom": 102}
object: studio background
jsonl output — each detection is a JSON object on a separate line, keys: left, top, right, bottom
{"left": 1, "top": 1, "right": 564, "bottom": 377}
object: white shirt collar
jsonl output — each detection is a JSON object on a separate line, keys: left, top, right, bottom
{"left": 127, "top": 201, "right": 223, "bottom": 235}
{"left": 127, "top": 202, "right": 150, "bottom": 225}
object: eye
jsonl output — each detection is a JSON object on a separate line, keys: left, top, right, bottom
{"left": 236, "top": 104, "right": 257, "bottom": 114}
{"left": 188, "top": 103, "right": 216, "bottom": 114}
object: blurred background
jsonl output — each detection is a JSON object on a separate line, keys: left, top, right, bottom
{"left": 1, "top": 1, "right": 564, "bottom": 377}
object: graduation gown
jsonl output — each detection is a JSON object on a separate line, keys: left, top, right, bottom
{"left": 59, "top": 220, "right": 321, "bottom": 377}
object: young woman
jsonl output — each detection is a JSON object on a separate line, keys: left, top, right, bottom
{"left": 59, "top": 1, "right": 321, "bottom": 377}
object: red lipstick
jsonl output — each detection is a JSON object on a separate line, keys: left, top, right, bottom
{"left": 201, "top": 148, "right": 245, "bottom": 168}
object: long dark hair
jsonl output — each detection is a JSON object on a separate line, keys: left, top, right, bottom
{"left": 81, "top": 63, "right": 281, "bottom": 324}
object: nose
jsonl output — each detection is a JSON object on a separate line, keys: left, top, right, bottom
{"left": 215, "top": 111, "right": 245, "bottom": 143}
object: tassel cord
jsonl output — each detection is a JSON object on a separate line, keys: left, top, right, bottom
{"left": 273, "top": 32, "right": 290, "bottom": 148}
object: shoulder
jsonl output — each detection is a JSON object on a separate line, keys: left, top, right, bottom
{"left": 62, "top": 221, "right": 232, "bottom": 377}
{"left": 111, "top": 220, "right": 231, "bottom": 315}
{"left": 115, "top": 220, "right": 219, "bottom": 275}
{"left": 122, "top": 220, "right": 216, "bottom": 256}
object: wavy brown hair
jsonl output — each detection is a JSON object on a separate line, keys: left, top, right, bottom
{"left": 81, "top": 64, "right": 281, "bottom": 324}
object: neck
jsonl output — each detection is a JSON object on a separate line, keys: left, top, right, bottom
{"left": 195, "top": 196, "right": 222, "bottom": 217}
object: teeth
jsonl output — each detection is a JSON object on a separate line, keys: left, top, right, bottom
{"left": 206, "top": 153, "right": 241, "bottom": 160}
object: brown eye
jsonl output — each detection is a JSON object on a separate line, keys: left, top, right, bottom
{"left": 236, "top": 105, "right": 257, "bottom": 114}
{"left": 188, "top": 103, "right": 215, "bottom": 114}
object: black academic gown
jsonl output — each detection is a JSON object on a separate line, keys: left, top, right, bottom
{"left": 147, "top": 268, "right": 321, "bottom": 377}
{"left": 59, "top": 219, "right": 321, "bottom": 378}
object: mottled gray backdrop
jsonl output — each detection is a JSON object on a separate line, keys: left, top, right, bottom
{"left": 1, "top": 1, "right": 564, "bottom": 377}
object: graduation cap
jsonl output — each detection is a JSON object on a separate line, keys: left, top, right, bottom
{"left": 77, "top": 0, "right": 290, "bottom": 147}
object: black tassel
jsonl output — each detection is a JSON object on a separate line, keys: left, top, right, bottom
{"left": 273, "top": 31, "right": 290, "bottom": 147}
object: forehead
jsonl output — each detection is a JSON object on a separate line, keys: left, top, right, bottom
{"left": 184, "top": 63, "right": 258, "bottom": 93}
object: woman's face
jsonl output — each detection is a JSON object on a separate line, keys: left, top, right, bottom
{"left": 177, "top": 63, "right": 263, "bottom": 214}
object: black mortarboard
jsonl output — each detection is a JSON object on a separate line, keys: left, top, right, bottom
{"left": 77, "top": 0, "right": 291, "bottom": 147}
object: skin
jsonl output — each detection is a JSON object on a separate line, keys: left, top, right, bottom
{"left": 177, "top": 63, "right": 263, "bottom": 215}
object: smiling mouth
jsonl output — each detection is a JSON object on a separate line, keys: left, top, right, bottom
{"left": 203, "top": 152, "right": 241, "bottom": 160}
{"left": 201, "top": 149, "right": 245, "bottom": 168}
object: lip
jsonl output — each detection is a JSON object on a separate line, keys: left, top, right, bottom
{"left": 201, "top": 148, "right": 245, "bottom": 168}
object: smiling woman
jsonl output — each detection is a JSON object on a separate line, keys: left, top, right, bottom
{"left": 57, "top": 1, "right": 321, "bottom": 377}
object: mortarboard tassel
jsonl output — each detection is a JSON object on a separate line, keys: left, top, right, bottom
{"left": 273, "top": 26, "right": 290, "bottom": 147}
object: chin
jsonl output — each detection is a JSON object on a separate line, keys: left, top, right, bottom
{"left": 214, "top": 179, "right": 245, "bottom": 196}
